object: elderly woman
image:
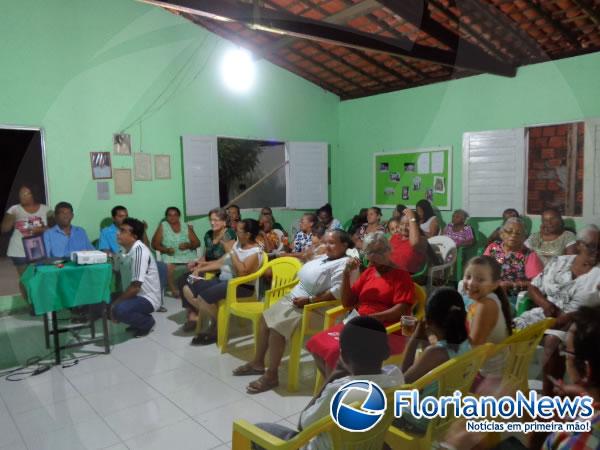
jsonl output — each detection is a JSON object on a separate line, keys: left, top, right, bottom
{"left": 231, "top": 230, "right": 353, "bottom": 393}
{"left": 525, "top": 207, "right": 577, "bottom": 265}
{"left": 389, "top": 209, "right": 428, "bottom": 274}
{"left": 483, "top": 217, "right": 544, "bottom": 299}
{"left": 515, "top": 225, "right": 600, "bottom": 395}
{"left": 354, "top": 207, "right": 385, "bottom": 249}
{"left": 182, "top": 218, "right": 263, "bottom": 345}
{"left": 487, "top": 208, "right": 519, "bottom": 244}
{"left": 179, "top": 208, "right": 236, "bottom": 330}
{"left": 443, "top": 209, "right": 474, "bottom": 248}
{"left": 307, "top": 232, "right": 415, "bottom": 378}
{"left": 416, "top": 199, "right": 439, "bottom": 237}
{"left": 151, "top": 206, "right": 200, "bottom": 297}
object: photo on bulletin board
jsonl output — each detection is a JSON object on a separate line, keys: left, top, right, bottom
{"left": 373, "top": 146, "right": 452, "bottom": 210}
{"left": 90, "top": 152, "right": 112, "bottom": 180}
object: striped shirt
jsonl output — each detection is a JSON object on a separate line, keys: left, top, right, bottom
{"left": 543, "top": 412, "right": 600, "bottom": 450}
{"left": 120, "top": 240, "right": 161, "bottom": 310}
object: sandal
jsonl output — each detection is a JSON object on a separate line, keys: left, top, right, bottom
{"left": 246, "top": 375, "right": 279, "bottom": 394}
{"left": 233, "top": 363, "right": 265, "bottom": 376}
{"left": 190, "top": 332, "right": 217, "bottom": 346}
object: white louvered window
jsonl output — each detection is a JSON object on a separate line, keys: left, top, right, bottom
{"left": 462, "top": 129, "right": 526, "bottom": 218}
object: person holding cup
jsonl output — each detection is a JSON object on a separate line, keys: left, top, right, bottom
{"left": 392, "top": 288, "right": 471, "bottom": 434}
{"left": 306, "top": 232, "right": 415, "bottom": 379}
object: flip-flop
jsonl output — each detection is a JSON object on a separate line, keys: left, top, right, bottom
{"left": 232, "top": 363, "right": 265, "bottom": 376}
{"left": 246, "top": 375, "right": 279, "bottom": 394}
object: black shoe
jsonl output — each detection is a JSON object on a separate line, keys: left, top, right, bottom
{"left": 157, "top": 306, "right": 167, "bottom": 313}
{"left": 134, "top": 328, "right": 151, "bottom": 338}
{"left": 191, "top": 332, "right": 217, "bottom": 346}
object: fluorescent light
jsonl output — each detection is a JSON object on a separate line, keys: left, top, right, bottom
{"left": 221, "top": 47, "right": 256, "bottom": 93}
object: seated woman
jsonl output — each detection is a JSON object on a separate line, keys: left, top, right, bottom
{"left": 483, "top": 217, "right": 544, "bottom": 303}
{"left": 389, "top": 209, "right": 428, "bottom": 274}
{"left": 257, "top": 214, "right": 285, "bottom": 255}
{"left": 462, "top": 256, "right": 513, "bottom": 387}
{"left": 259, "top": 207, "right": 284, "bottom": 232}
{"left": 231, "top": 230, "right": 352, "bottom": 394}
{"left": 307, "top": 232, "right": 414, "bottom": 379}
{"left": 394, "top": 288, "right": 471, "bottom": 434}
{"left": 347, "top": 208, "right": 367, "bottom": 236}
{"left": 354, "top": 207, "right": 385, "bottom": 249}
{"left": 316, "top": 203, "right": 342, "bottom": 231}
{"left": 386, "top": 217, "right": 401, "bottom": 235}
{"left": 151, "top": 206, "right": 200, "bottom": 298}
{"left": 182, "top": 218, "right": 263, "bottom": 345}
{"left": 443, "top": 209, "right": 474, "bottom": 248}
{"left": 416, "top": 199, "right": 439, "bottom": 237}
{"left": 525, "top": 207, "right": 577, "bottom": 266}
{"left": 391, "top": 203, "right": 407, "bottom": 221}
{"left": 179, "top": 208, "right": 236, "bottom": 330}
{"left": 514, "top": 225, "right": 600, "bottom": 395}
{"left": 487, "top": 208, "right": 519, "bottom": 244}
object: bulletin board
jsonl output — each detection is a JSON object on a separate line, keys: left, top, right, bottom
{"left": 373, "top": 146, "right": 452, "bottom": 210}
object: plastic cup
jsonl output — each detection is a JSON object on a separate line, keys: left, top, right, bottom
{"left": 401, "top": 315, "right": 417, "bottom": 337}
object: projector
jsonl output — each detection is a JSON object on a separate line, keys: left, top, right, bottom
{"left": 71, "top": 250, "right": 108, "bottom": 265}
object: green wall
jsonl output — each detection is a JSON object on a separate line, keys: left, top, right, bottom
{"left": 0, "top": 0, "right": 339, "bottom": 240}
{"left": 335, "top": 52, "right": 600, "bottom": 236}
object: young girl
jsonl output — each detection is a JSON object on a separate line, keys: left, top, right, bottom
{"left": 395, "top": 288, "right": 471, "bottom": 434}
{"left": 462, "top": 256, "right": 513, "bottom": 384}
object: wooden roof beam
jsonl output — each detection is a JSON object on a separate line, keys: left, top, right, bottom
{"left": 377, "top": 0, "right": 516, "bottom": 76}
{"left": 140, "top": 0, "right": 516, "bottom": 76}
{"left": 524, "top": 0, "right": 581, "bottom": 48}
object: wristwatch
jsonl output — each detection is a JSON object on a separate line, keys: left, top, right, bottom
{"left": 308, "top": 295, "right": 315, "bottom": 303}
{"left": 409, "top": 218, "right": 417, "bottom": 223}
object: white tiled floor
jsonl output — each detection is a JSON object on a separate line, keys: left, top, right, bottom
{"left": 0, "top": 296, "right": 314, "bottom": 449}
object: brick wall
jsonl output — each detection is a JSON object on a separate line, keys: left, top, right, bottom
{"left": 527, "top": 122, "right": 584, "bottom": 216}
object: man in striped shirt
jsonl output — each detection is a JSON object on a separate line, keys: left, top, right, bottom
{"left": 112, "top": 218, "right": 161, "bottom": 338}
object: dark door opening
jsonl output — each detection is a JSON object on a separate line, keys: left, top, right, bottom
{"left": 0, "top": 127, "right": 47, "bottom": 256}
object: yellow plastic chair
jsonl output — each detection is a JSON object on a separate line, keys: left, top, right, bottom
{"left": 287, "top": 297, "right": 342, "bottom": 392}
{"left": 232, "top": 389, "right": 398, "bottom": 449}
{"left": 218, "top": 255, "right": 302, "bottom": 353}
{"left": 495, "top": 317, "right": 556, "bottom": 394}
{"left": 385, "top": 344, "right": 493, "bottom": 450}
{"left": 313, "top": 283, "right": 427, "bottom": 394}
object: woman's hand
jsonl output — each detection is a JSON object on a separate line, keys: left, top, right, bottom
{"left": 344, "top": 257, "right": 360, "bottom": 274}
{"left": 292, "top": 297, "right": 310, "bottom": 308}
{"left": 186, "top": 261, "right": 198, "bottom": 271}
{"left": 403, "top": 208, "right": 417, "bottom": 221}
{"left": 178, "top": 242, "right": 190, "bottom": 250}
{"left": 165, "top": 247, "right": 175, "bottom": 255}
{"left": 542, "top": 301, "right": 560, "bottom": 318}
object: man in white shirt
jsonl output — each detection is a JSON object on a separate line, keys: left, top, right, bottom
{"left": 111, "top": 218, "right": 161, "bottom": 338}
{"left": 251, "top": 316, "right": 403, "bottom": 450}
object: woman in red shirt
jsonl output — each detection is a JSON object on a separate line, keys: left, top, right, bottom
{"left": 306, "top": 232, "right": 415, "bottom": 377}
{"left": 389, "top": 208, "right": 428, "bottom": 274}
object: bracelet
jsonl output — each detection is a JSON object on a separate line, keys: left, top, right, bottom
{"left": 308, "top": 295, "right": 315, "bottom": 303}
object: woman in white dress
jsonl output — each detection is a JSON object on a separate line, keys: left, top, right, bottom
{"left": 514, "top": 225, "right": 600, "bottom": 395}
{"left": 231, "top": 229, "right": 354, "bottom": 394}
{"left": 1, "top": 185, "right": 51, "bottom": 296}
{"left": 416, "top": 199, "right": 439, "bottom": 237}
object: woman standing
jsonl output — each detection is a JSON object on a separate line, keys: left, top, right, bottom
{"left": 1, "top": 185, "right": 51, "bottom": 277}
{"left": 151, "top": 206, "right": 200, "bottom": 298}
{"left": 526, "top": 207, "right": 577, "bottom": 266}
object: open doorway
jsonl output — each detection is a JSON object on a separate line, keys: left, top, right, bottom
{"left": 0, "top": 126, "right": 48, "bottom": 297}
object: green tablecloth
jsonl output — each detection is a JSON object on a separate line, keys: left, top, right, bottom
{"left": 21, "top": 262, "right": 112, "bottom": 315}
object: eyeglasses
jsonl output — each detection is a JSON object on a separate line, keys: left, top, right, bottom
{"left": 502, "top": 229, "right": 524, "bottom": 236}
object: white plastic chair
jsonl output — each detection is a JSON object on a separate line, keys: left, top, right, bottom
{"left": 426, "top": 236, "right": 457, "bottom": 293}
